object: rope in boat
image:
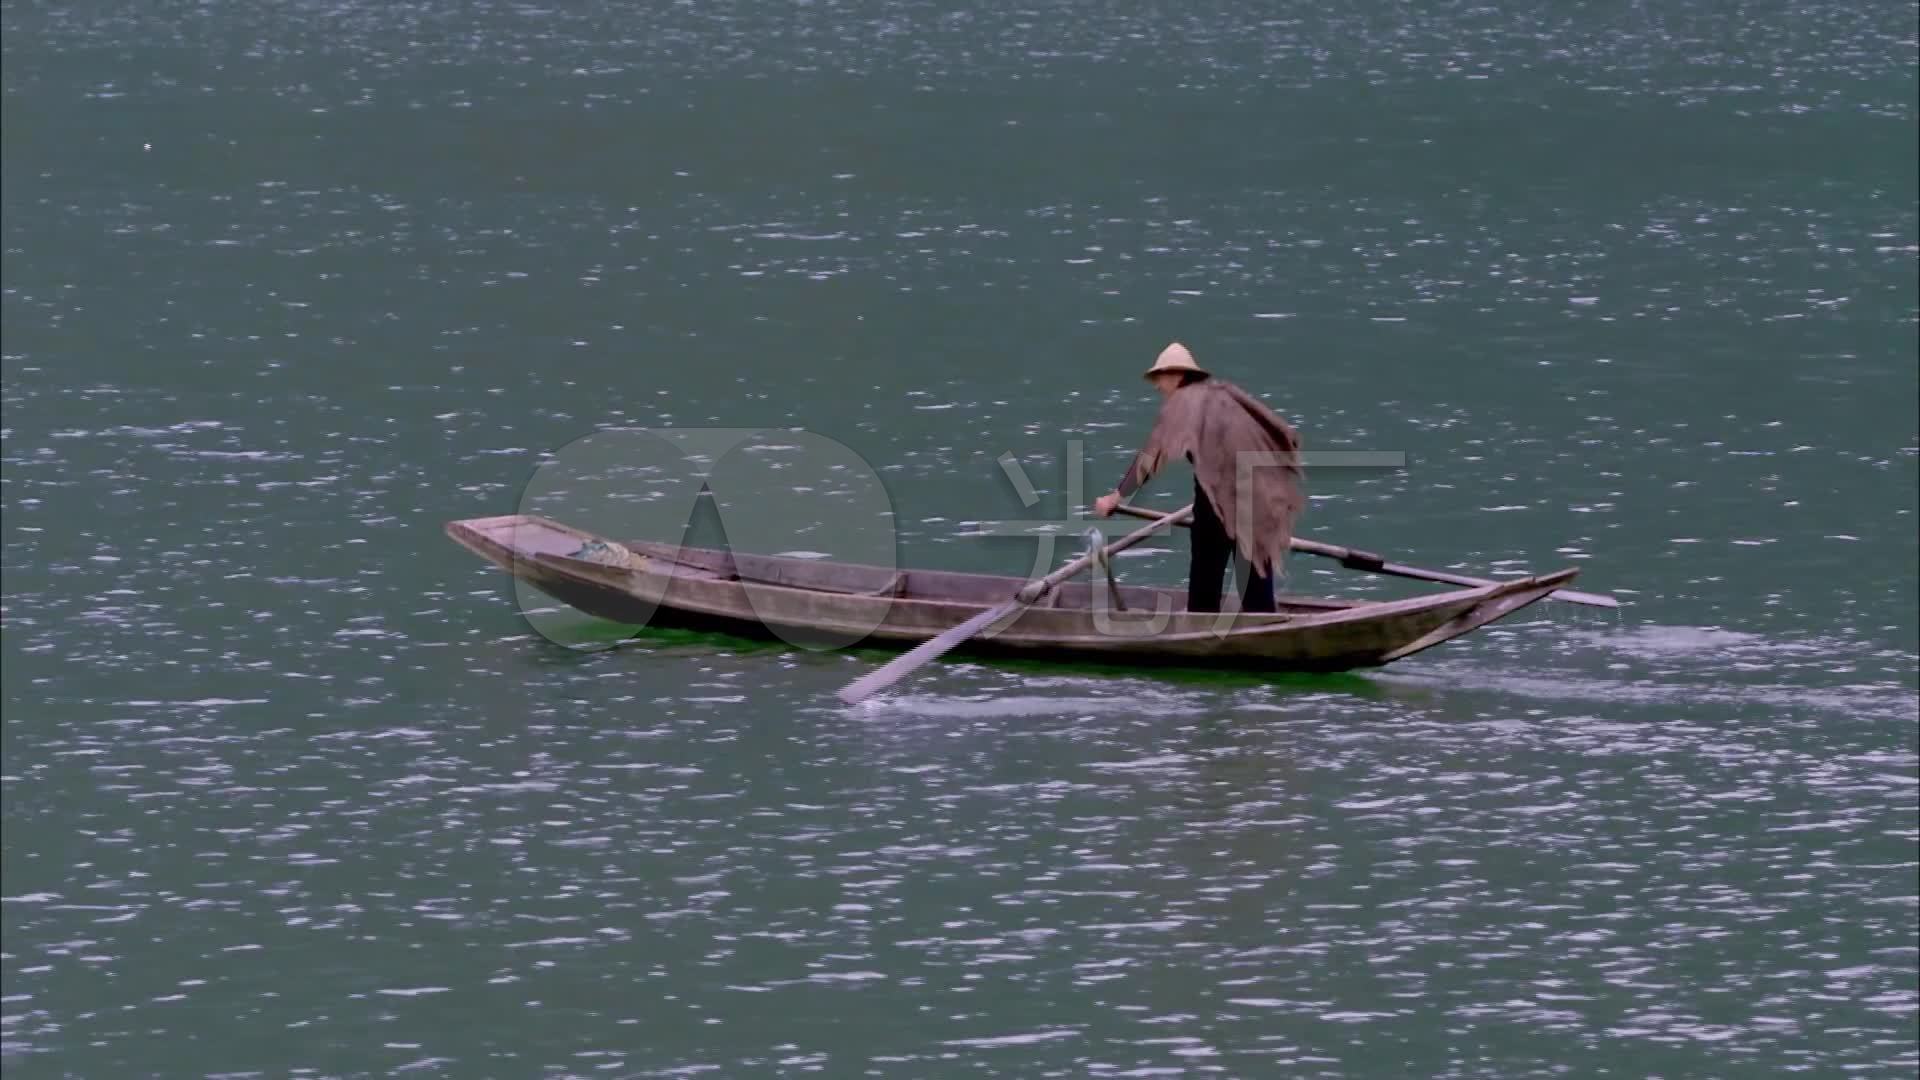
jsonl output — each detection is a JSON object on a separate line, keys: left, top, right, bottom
{"left": 568, "top": 539, "right": 650, "bottom": 571}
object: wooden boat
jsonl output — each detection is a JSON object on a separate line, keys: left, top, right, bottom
{"left": 445, "top": 514, "right": 1580, "bottom": 672}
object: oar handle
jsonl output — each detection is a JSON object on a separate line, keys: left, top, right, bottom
{"left": 1106, "top": 503, "right": 1380, "bottom": 566}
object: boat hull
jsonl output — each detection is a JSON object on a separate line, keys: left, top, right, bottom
{"left": 446, "top": 514, "right": 1579, "bottom": 672}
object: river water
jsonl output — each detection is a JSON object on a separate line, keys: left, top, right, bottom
{"left": 3, "top": 2, "right": 1916, "bottom": 1076}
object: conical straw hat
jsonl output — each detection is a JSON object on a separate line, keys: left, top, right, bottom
{"left": 1142, "top": 342, "right": 1207, "bottom": 380}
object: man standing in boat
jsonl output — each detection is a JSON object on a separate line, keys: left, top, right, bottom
{"left": 1092, "top": 342, "right": 1305, "bottom": 614}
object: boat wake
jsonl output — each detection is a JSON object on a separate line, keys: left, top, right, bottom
{"left": 1380, "top": 623, "right": 1916, "bottom": 721}
{"left": 862, "top": 624, "right": 1915, "bottom": 723}
{"left": 855, "top": 682, "right": 1213, "bottom": 721}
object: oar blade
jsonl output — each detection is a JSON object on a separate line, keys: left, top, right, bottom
{"left": 1548, "top": 588, "right": 1618, "bottom": 609}
{"left": 836, "top": 600, "right": 1020, "bottom": 705}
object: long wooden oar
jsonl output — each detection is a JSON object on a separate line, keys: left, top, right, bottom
{"left": 1104, "top": 503, "right": 1617, "bottom": 609}
{"left": 837, "top": 504, "right": 1195, "bottom": 704}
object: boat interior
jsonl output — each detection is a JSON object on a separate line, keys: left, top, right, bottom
{"left": 461, "top": 514, "right": 1366, "bottom": 614}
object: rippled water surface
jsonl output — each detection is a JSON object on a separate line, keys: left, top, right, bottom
{"left": 4, "top": 1, "right": 1916, "bottom": 1075}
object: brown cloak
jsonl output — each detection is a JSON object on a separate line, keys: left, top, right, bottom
{"left": 1122, "top": 379, "right": 1305, "bottom": 576}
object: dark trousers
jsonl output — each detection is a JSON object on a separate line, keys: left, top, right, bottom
{"left": 1188, "top": 486, "right": 1276, "bottom": 614}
